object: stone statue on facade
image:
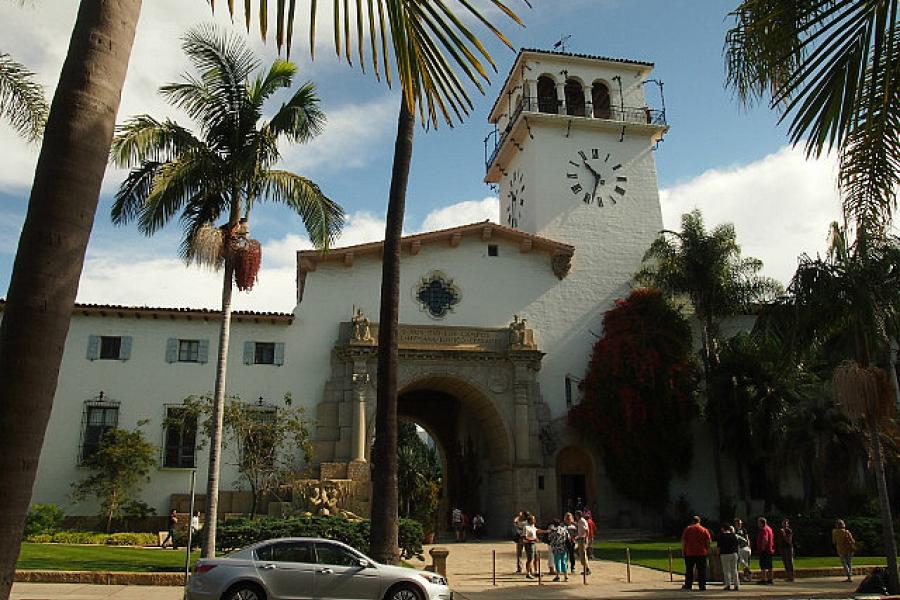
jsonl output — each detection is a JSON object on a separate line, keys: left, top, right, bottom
{"left": 509, "top": 314, "right": 533, "bottom": 349}
{"left": 350, "top": 308, "right": 373, "bottom": 344}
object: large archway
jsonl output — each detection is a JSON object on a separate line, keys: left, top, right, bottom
{"left": 556, "top": 445, "right": 596, "bottom": 516}
{"left": 398, "top": 375, "right": 513, "bottom": 536}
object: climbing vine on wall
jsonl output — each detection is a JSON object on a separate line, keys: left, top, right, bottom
{"left": 568, "top": 288, "right": 699, "bottom": 507}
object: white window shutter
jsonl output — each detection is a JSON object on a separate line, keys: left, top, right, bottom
{"left": 274, "top": 343, "right": 285, "bottom": 366}
{"left": 120, "top": 336, "right": 132, "bottom": 361}
{"left": 165, "top": 338, "right": 178, "bottom": 363}
{"left": 198, "top": 339, "right": 210, "bottom": 364}
{"left": 243, "top": 341, "right": 255, "bottom": 364}
{"left": 86, "top": 335, "right": 100, "bottom": 360}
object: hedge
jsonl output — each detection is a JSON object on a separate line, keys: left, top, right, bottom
{"left": 24, "top": 531, "right": 159, "bottom": 546}
{"left": 216, "top": 516, "right": 424, "bottom": 560}
{"left": 785, "top": 516, "right": 896, "bottom": 557}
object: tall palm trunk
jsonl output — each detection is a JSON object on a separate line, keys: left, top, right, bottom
{"left": 868, "top": 413, "right": 899, "bottom": 594}
{"left": 701, "top": 318, "right": 727, "bottom": 517}
{"left": 201, "top": 260, "right": 235, "bottom": 557}
{"left": 370, "top": 99, "right": 414, "bottom": 564}
{"left": 0, "top": 2, "right": 141, "bottom": 598}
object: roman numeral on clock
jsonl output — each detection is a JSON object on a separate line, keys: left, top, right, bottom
{"left": 614, "top": 186, "right": 626, "bottom": 196}
{"left": 567, "top": 173, "right": 578, "bottom": 179}
{"left": 571, "top": 183, "right": 583, "bottom": 194}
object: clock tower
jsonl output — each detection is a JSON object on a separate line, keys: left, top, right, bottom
{"left": 485, "top": 48, "right": 667, "bottom": 251}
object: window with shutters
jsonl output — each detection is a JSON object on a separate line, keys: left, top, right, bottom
{"left": 163, "top": 406, "right": 197, "bottom": 468}
{"left": 244, "top": 341, "right": 284, "bottom": 366}
{"left": 87, "top": 335, "right": 132, "bottom": 361}
{"left": 80, "top": 398, "right": 120, "bottom": 462}
{"left": 178, "top": 340, "right": 200, "bottom": 363}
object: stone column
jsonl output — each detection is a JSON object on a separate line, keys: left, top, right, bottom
{"left": 583, "top": 86, "right": 594, "bottom": 118}
{"left": 351, "top": 370, "right": 369, "bottom": 462}
{"left": 556, "top": 82, "right": 566, "bottom": 114}
{"left": 524, "top": 79, "right": 536, "bottom": 109}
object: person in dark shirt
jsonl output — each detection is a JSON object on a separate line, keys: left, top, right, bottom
{"left": 718, "top": 525, "right": 740, "bottom": 591}
{"left": 778, "top": 519, "right": 795, "bottom": 582}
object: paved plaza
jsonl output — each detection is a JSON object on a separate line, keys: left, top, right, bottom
{"left": 11, "top": 541, "right": 867, "bottom": 600}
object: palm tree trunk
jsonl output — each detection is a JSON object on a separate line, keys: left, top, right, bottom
{"left": 370, "top": 98, "right": 414, "bottom": 565}
{"left": 201, "top": 261, "right": 235, "bottom": 558}
{"left": 868, "top": 414, "right": 900, "bottom": 594}
{"left": 701, "top": 319, "right": 727, "bottom": 517}
{"left": 0, "top": 2, "right": 141, "bottom": 598}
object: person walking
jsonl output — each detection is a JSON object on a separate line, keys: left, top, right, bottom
{"left": 832, "top": 519, "right": 856, "bottom": 582}
{"left": 548, "top": 518, "right": 570, "bottom": 582}
{"left": 564, "top": 512, "right": 577, "bottom": 575}
{"left": 160, "top": 509, "right": 178, "bottom": 549}
{"left": 513, "top": 511, "right": 528, "bottom": 573}
{"left": 523, "top": 514, "right": 539, "bottom": 580}
{"left": 452, "top": 507, "right": 465, "bottom": 542}
{"left": 718, "top": 524, "right": 741, "bottom": 591}
{"left": 472, "top": 513, "right": 485, "bottom": 540}
{"left": 585, "top": 509, "right": 597, "bottom": 559}
{"left": 189, "top": 511, "right": 201, "bottom": 550}
{"left": 734, "top": 518, "right": 752, "bottom": 582}
{"left": 756, "top": 517, "right": 775, "bottom": 585}
{"left": 574, "top": 510, "right": 592, "bottom": 576}
{"left": 778, "top": 518, "right": 795, "bottom": 582}
{"left": 681, "top": 515, "right": 712, "bottom": 591}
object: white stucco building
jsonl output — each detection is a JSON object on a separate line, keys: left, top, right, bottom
{"left": 8, "top": 49, "right": 730, "bottom": 532}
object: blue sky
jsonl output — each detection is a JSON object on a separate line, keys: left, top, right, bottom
{"left": 0, "top": 1, "right": 843, "bottom": 311}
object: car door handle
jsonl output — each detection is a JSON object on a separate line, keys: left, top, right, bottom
{"left": 262, "top": 564, "right": 277, "bottom": 570}
{"left": 317, "top": 568, "right": 334, "bottom": 575}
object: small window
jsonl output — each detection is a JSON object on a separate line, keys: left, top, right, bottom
{"left": 163, "top": 406, "right": 197, "bottom": 468}
{"left": 538, "top": 475, "right": 545, "bottom": 490}
{"left": 178, "top": 340, "right": 200, "bottom": 363}
{"left": 244, "top": 341, "right": 285, "bottom": 366}
{"left": 87, "top": 335, "right": 131, "bottom": 361}
{"left": 80, "top": 399, "right": 120, "bottom": 462}
{"left": 315, "top": 543, "right": 361, "bottom": 567}
{"left": 488, "top": 244, "right": 499, "bottom": 257}
{"left": 255, "top": 342, "right": 275, "bottom": 364}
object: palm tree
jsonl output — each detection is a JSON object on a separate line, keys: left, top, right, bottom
{"left": 0, "top": 3, "right": 142, "bottom": 597}
{"left": 635, "top": 209, "right": 782, "bottom": 516}
{"left": 0, "top": 52, "right": 48, "bottom": 142}
{"left": 725, "top": 0, "right": 899, "bottom": 236}
{"left": 784, "top": 224, "right": 900, "bottom": 591}
{"left": 109, "top": 25, "right": 343, "bottom": 557}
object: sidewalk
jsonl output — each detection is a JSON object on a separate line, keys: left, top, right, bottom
{"left": 12, "top": 541, "right": 866, "bottom": 600}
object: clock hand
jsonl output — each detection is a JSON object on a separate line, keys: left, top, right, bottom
{"left": 582, "top": 157, "right": 602, "bottom": 179}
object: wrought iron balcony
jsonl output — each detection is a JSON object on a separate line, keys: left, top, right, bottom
{"left": 484, "top": 96, "right": 667, "bottom": 172}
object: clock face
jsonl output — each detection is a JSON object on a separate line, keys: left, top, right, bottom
{"left": 506, "top": 170, "right": 526, "bottom": 228}
{"left": 564, "top": 148, "right": 628, "bottom": 207}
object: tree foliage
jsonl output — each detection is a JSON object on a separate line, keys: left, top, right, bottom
{"left": 568, "top": 288, "right": 699, "bottom": 507}
{"left": 71, "top": 425, "right": 157, "bottom": 534}
{"left": 397, "top": 422, "right": 441, "bottom": 529}
{"left": 0, "top": 52, "right": 48, "bottom": 142}
{"left": 171, "top": 393, "right": 312, "bottom": 519}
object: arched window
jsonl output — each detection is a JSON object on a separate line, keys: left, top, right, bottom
{"left": 537, "top": 76, "right": 558, "bottom": 114}
{"left": 592, "top": 82, "right": 611, "bottom": 119}
{"left": 565, "top": 79, "right": 585, "bottom": 117}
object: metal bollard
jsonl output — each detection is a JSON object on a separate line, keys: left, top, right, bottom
{"left": 537, "top": 550, "right": 542, "bottom": 585}
{"left": 626, "top": 547, "right": 632, "bottom": 583}
{"left": 668, "top": 547, "right": 673, "bottom": 582}
{"left": 492, "top": 549, "right": 496, "bottom": 586}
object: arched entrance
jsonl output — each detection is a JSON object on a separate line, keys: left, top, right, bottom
{"left": 556, "top": 445, "right": 595, "bottom": 515}
{"left": 314, "top": 320, "right": 548, "bottom": 535}
{"left": 398, "top": 376, "right": 512, "bottom": 534}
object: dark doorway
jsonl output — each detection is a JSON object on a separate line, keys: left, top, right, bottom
{"left": 560, "top": 474, "right": 587, "bottom": 513}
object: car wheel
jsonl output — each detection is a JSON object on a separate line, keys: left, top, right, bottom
{"left": 386, "top": 583, "right": 423, "bottom": 600}
{"left": 223, "top": 583, "right": 266, "bottom": 600}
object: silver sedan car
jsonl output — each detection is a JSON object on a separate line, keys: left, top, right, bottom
{"left": 185, "top": 537, "right": 452, "bottom": 600}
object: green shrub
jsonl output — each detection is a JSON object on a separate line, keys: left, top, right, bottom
{"left": 23, "top": 530, "right": 158, "bottom": 546}
{"left": 217, "top": 516, "right": 424, "bottom": 559}
{"left": 24, "top": 504, "right": 65, "bottom": 537}
{"left": 759, "top": 516, "right": 897, "bottom": 556}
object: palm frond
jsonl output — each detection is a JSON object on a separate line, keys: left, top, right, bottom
{"left": 110, "top": 116, "right": 203, "bottom": 168}
{"left": 111, "top": 161, "right": 163, "bottom": 226}
{"left": 0, "top": 52, "right": 48, "bottom": 142}
{"left": 265, "top": 81, "right": 326, "bottom": 143}
{"left": 139, "top": 152, "right": 221, "bottom": 237}
{"left": 259, "top": 169, "right": 344, "bottom": 250}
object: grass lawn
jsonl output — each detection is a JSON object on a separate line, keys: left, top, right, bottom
{"left": 594, "top": 539, "right": 892, "bottom": 575}
{"left": 17, "top": 543, "right": 201, "bottom": 572}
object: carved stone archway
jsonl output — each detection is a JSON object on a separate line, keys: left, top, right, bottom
{"left": 312, "top": 320, "right": 549, "bottom": 532}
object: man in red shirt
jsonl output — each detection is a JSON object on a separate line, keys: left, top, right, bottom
{"left": 756, "top": 517, "right": 776, "bottom": 585}
{"left": 681, "top": 516, "right": 712, "bottom": 591}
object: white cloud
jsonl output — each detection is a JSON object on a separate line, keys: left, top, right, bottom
{"left": 660, "top": 146, "right": 841, "bottom": 285}
{"left": 420, "top": 196, "right": 499, "bottom": 231}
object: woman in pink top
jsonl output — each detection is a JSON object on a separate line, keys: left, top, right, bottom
{"left": 756, "top": 517, "right": 775, "bottom": 585}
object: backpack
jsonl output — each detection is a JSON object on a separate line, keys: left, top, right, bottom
{"left": 856, "top": 569, "right": 887, "bottom": 595}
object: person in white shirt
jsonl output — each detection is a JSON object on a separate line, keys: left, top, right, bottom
{"left": 574, "top": 510, "right": 591, "bottom": 576}
{"left": 523, "top": 514, "right": 539, "bottom": 580}
{"left": 189, "top": 511, "right": 201, "bottom": 549}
